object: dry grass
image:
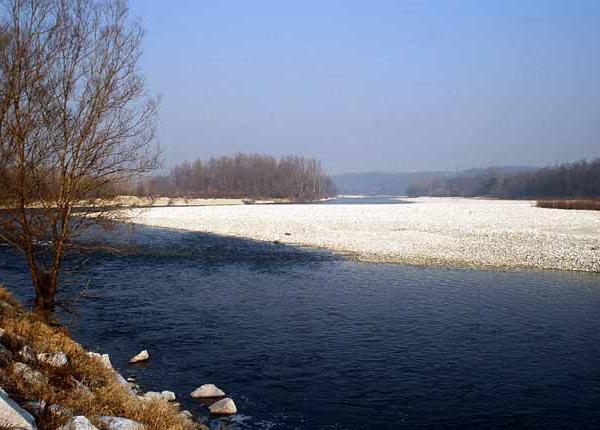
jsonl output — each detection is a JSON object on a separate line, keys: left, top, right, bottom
{"left": 0, "top": 287, "right": 21, "bottom": 308}
{"left": 536, "top": 199, "right": 600, "bottom": 211}
{"left": 0, "top": 286, "right": 202, "bottom": 430}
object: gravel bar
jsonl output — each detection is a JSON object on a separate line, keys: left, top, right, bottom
{"left": 131, "top": 197, "right": 600, "bottom": 272}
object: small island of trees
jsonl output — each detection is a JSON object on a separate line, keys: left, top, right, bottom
{"left": 133, "top": 153, "right": 337, "bottom": 202}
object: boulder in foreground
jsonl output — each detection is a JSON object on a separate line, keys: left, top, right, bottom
{"left": 208, "top": 397, "right": 237, "bottom": 415}
{"left": 129, "top": 350, "right": 149, "bottom": 363}
{"left": 13, "top": 362, "right": 49, "bottom": 387}
{"left": 0, "top": 387, "right": 37, "bottom": 430}
{"left": 98, "top": 416, "right": 146, "bottom": 430}
{"left": 190, "top": 384, "right": 225, "bottom": 398}
{"left": 58, "top": 416, "right": 99, "bottom": 430}
{"left": 38, "top": 351, "right": 68, "bottom": 367}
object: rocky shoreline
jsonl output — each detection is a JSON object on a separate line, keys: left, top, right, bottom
{"left": 0, "top": 288, "right": 236, "bottom": 430}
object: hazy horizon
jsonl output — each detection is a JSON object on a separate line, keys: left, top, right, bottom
{"left": 131, "top": 1, "right": 600, "bottom": 174}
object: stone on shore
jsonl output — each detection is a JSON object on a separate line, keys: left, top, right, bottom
{"left": 161, "top": 390, "right": 176, "bottom": 401}
{"left": 38, "top": 351, "right": 68, "bottom": 367}
{"left": 129, "top": 350, "right": 149, "bottom": 363}
{"left": 142, "top": 391, "right": 163, "bottom": 401}
{"left": 87, "top": 351, "right": 113, "bottom": 369}
{"left": 58, "top": 416, "right": 99, "bottom": 430}
{"left": 208, "top": 397, "right": 237, "bottom": 415}
{"left": 13, "top": 362, "right": 48, "bottom": 387}
{"left": 98, "top": 416, "right": 146, "bottom": 430}
{"left": 87, "top": 352, "right": 134, "bottom": 394}
{"left": 190, "top": 384, "right": 225, "bottom": 398}
{"left": 18, "top": 345, "right": 36, "bottom": 362}
{"left": 179, "top": 410, "right": 193, "bottom": 420}
{"left": 0, "top": 387, "right": 37, "bottom": 430}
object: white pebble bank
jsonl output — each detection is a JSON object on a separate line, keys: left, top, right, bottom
{"left": 131, "top": 197, "right": 600, "bottom": 272}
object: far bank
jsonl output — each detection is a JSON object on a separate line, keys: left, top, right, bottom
{"left": 131, "top": 197, "right": 600, "bottom": 272}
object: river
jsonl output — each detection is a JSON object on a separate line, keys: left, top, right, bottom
{"left": 0, "top": 211, "right": 599, "bottom": 429}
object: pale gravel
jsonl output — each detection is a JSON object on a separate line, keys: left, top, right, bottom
{"left": 131, "top": 197, "right": 600, "bottom": 272}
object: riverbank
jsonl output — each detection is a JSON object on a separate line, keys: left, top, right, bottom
{"left": 537, "top": 199, "right": 600, "bottom": 211}
{"left": 131, "top": 197, "right": 600, "bottom": 272}
{"left": 106, "top": 196, "right": 294, "bottom": 207}
{"left": 0, "top": 196, "right": 294, "bottom": 210}
{"left": 0, "top": 287, "right": 203, "bottom": 430}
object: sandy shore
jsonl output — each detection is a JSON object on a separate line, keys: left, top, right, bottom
{"left": 131, "top": 197, "right": 600, "bottom": 272}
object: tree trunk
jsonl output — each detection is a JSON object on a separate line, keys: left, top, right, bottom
{"left": 32, "top": 268, "right": 57, "bottom": 313}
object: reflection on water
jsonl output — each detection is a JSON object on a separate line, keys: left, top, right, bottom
{"left": 1, "top": 225, "right": 599, "bottom": 429}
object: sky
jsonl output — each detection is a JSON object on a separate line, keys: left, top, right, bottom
{"left": 129, "top": 0, "right": 600, "bottom": 174}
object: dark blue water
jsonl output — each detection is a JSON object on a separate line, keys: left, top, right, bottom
{"left": 1, "top": 227, "right": 599, "bottom": 429}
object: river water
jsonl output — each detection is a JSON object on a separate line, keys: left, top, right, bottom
{"left": 0, "top": 214, "right": 599, "bottom": 429}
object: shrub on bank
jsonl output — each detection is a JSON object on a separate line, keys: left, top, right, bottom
{"left": 536, "top": 200, "right": 600, "bottom": 211}
{"left": 0, "top": 286, "right": 202, "bottom": 430}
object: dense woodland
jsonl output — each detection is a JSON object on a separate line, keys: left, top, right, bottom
{"left": 136, "top": 153, "right": 337, "bottom": 201}
{"left": 406, "top": 159, "right": 600, "bottom": 199}
{"left": 333, "top": 171, "right": 450, "bottom": 196}
{"left": 332, "top": 167, "right": 534, "bottom": 196}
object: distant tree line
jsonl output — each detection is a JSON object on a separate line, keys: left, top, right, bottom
{"left": 407, "top": 159, "right": 600, "bottom": 199}
{"left": 134, "top": 153, "right": 337, "bottom": 201}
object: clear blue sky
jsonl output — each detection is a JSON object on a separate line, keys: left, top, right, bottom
{"left": 130, "top": 0, "right": 600, "bottom": 173}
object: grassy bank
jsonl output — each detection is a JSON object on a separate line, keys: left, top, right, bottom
{"left": 0, "top": 287, "right": 202, "bottom": 430}
{"left": 536, "top": 199, "right": 600, "bottom": 211}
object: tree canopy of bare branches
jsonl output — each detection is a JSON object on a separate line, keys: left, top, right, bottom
{"left": 140, "top": 153, "right": 337, "bottom": 202}
{"left": 0, "top": 0, "right": 158, "bottom": 311}
{"left": 406, "top": 159, "right": 600, "bottom": 199}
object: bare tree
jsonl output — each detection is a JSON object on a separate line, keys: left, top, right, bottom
{"left": 0, "top": 0, "right": 158, "bottom": 312}
{"left": 158, "top": 153, "right": 336, "bottom": 201}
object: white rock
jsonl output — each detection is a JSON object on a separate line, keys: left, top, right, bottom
{"left": 129, "top": 350, "right": 149, "bottom": 363}
{"left": 49, "top": 404, "right": 71, "bottom": 417}
{"left": 23, "top": 400, "right": 70, "bottom": 418}
{"left": 13, "top": 362, "right": 48, "bottom": 387}
{"left": 0, "top": 387, "right": 37, "bottom": 429}
{"left": 18, "top": 345, "right": 36, "bottom": 362}
{"left": 115, "top": 371, "right": 134, "bottom": 393}
{"left": 179, "top": 410, "right": 193, "bottom": 420}
{"left": 98, "top": 416, "right": 146, "bottom": 430}
{"left": 190, "top": 384, "right": 225, "bottom": 398}
{"left": 58, "top": 416, "right": 99, "bottom": 430}
{"left": 161, "top": 390, "right": 176, "bottom": 401}
{"left": 87, "top": 352, "right": 133, "bottom": 394}
{"left": 208, "top": 397, "right": 237, "bottom": 415}
{"left": 87, "top": 352, "right": 113, "bottom": 369}
{"left": 142, "top": 391, "right": 163, "bottom": 401}
{"left": 38, "top": 351, "right": 68, "bottom": 367}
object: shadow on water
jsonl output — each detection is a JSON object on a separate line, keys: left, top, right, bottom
{"left": 87, "top": 224, "right": 338, "bottom": 269}
{"left": 0, "top": 223, "right": 338, "bottom": 307}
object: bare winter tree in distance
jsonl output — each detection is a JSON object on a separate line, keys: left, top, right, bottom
{"left": 0, "top": 0, "right": 159, "bottom": 313}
